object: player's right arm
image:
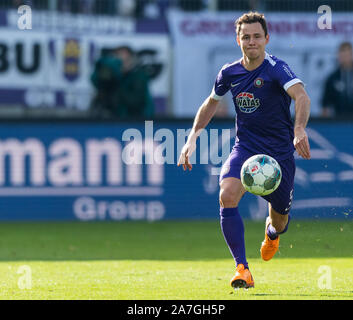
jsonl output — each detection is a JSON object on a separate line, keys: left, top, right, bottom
{"left": 177, "top": 95, "right": 220, "bottom": 171}
{"left": 178, "top": 64, "right": 230, "bottom": 171}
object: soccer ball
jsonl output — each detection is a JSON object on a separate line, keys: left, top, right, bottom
{"left": 240, "top": 154, "right": 282, "bottom": 196}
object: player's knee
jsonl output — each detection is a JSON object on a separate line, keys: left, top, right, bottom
{"left": 219, "top": 188, "right": 238, "bottom": 207}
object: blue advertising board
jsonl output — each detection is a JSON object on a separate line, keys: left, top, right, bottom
{"left": 0, "top": 120, "right": 351, "bottom": 221}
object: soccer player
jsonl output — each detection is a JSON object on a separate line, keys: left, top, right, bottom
{"left": 177, "top": 12, "right": 311, "bottom": 289}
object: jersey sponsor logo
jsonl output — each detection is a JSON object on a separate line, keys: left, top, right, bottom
{"left": 236, "top": 92, "right": 260, "bottom": 113}
{"left": 254, "top": 78, "right": 264, "bottom": 88}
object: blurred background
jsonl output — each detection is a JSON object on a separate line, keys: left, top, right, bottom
{"left": 0, "top": 0, "right": 352, "bottom": 221}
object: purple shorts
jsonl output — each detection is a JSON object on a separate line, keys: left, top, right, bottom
{"left": 219, "top": 148, "right": 295, "bottom": 215}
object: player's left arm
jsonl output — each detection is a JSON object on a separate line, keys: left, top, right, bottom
{"left": 287, "top": 83, "right": 311, "bottom": 160}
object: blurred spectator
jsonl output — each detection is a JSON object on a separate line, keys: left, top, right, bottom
{"left": 13, "top": 0, "right": 49, "bottom": 10}
{"left": 12, "top": 0, "right": 34, "bottom": 8}
{"left": 134, "top": 0, "right": 173, "bottom": 18}
{"left": 32, "top": 0, "right": 48, "bottom": 10}
{"left": 143, "top": 0, "right": 160, "bottom": 18}
{"left": 58, "top": 0, "right": 78, "bottom": 13}
{"left": 58, "top": 0, "right": 95, "bottom": 14}
{"left": 178, "top": 0, "right": 205, "bottom": 11}
{"left": 94, "top": 0, "right": 117, "bottom": 15}
{"left": 321, "top": 42, "right": 353, "bottom": 117}
{"left": 80, "top": 0, "right": 95, "bottom": 14}
{"left": 90, "top": 46, "right": 154, "bottom": 119}
{"left": 217, "top": 0, "right": 253, "bottom": 11}
{"left": 117, "top": 0, "right": 136, "bottom": 16}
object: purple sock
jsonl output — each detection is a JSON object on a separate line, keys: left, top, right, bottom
{"left": 266, "top": 224, "right": 278, "bottom": 240}
{"left": 220, "top": 207, "right": 248, "bottom": 269}
{"left": 266, "top": 215, "right": 291, "bottom": 240}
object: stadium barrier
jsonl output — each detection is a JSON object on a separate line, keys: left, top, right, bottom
{"left": 0, "top": 119, "right": 351, "bottom": 221}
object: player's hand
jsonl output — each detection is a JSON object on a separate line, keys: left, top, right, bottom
{"left": 293, "top": 127, "right": 311, "bottom": 159}
{"left": 177, "top": 142, "right": 196, "bottom": 171}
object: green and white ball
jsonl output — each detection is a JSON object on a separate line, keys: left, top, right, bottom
{"left": 240, "top": 154, "right": 282, "bottom": 196}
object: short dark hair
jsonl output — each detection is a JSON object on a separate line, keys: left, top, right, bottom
{"left": 338, "top": 42, "right": 352, "bottom": 52}
{"left": 235, "top": 12, "right": 268, "bottom": 37}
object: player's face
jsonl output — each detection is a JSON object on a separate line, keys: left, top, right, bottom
{"left": 237, "top": 22, "right": 269, "bottom": 60}
{"left": 115, "top": 48, "right": 133, "bottom": 70}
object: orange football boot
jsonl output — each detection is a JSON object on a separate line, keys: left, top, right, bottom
{"left": 260, "top": 217, "right": 280, "bottom": 261}
{"left": 230, "top": 264, "right": 254, "bottom": 289}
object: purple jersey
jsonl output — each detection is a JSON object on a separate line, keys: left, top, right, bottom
{"left": 211, "top": 52, "right": 303, "bottom": 160}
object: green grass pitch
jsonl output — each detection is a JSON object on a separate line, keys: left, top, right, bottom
{"left": 0, "top": 219, "right": 352, "bottom": 300}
